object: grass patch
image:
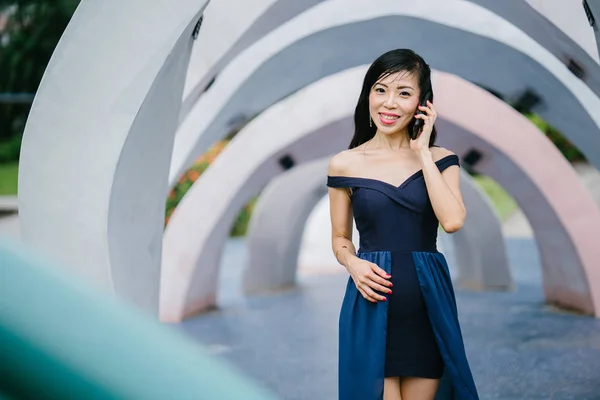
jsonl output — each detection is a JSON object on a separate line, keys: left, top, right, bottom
{"left": 472, "top": 174, "right": 517, "bottom": 221}
{"left": 0, "top": 162, "right": 18, "bottom": 195}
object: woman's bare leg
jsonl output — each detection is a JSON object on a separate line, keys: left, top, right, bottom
{"left": 400, "top": 377, "right": 439, "bottom": 400}
{"left": 383, "top": 377, "right": 402, "bottom": 400}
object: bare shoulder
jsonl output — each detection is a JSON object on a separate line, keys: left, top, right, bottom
{"left": 430, "top": 146, "right": 456, "bottom": 162}
{"left": 328, "top": 148, "right": 362, "bottom": 176}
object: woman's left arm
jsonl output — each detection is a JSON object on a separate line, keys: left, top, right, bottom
{"left": 418, "top": 149, "right": 466, "bottom": 233}
{"left": 411, "top": 100, "right": 466, "bottom": 233}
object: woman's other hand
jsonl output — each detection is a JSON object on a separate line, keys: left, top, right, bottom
{"left": 346, "top": 258, "right": 393, "bottom": 303}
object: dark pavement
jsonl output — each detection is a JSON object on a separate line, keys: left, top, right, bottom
{"left": 178, "top": 238, "right": 600, "bottom": 400}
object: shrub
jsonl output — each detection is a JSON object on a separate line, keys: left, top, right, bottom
{"left": 524, "top": 113, "right": 585, "bottom": 163}
{"left": 165, "top": 140, "right": 256, "bottom": 236}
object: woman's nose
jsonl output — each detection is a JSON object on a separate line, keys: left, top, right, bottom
{"left": 384, "top": 93, "right": 396, "bottom": 108}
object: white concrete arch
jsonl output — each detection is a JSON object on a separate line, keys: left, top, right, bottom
{"left": 243, "top": 159, "right": 333, "bottom": 294}
{"left": 242, "top": 158, "right": 511, "bottom": 295}
{"left": 169, "top": 0, "right": 600, "bottom": 191}
{"left": 183, "top": 0, "right": 600, "bottom": 115}
{"left": 586, "top": 0, "right": 600, "bottom": 59}
{"left": 160, "top": 68, "right": 600, "bottom": 321}
{"left": 18, "top": 0, "right": 210, "bottom": 314}
{"left": 523, "top": 0, "right": 599, "bottom": 61}
{"left": 181, "top": 0, "right": 322, "bottom": 118}
{"left": 441, "top": 169, "right": 513, "bottom": 291}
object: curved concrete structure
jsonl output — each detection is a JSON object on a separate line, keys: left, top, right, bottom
{"left": 160, "top": 68, "right": 600, "bottom": 321}
{"left": 18, "top": 0, "right": 209, "bottom": 314}
{"left": 18, "top": 0, "right": 599, "bottom": 321}
{"left": 243, "top": 159, "right": 331, "bottom": 294}
{"left": 170, "top": 0, "right": 600, "bottom": 190}
{"left": 242, "top": 158, "right": 511, "bottom": 295}
{"left": 444, "top": 171, "right": 513, "bottom": 291}
{"left": 434, "top": 75, "right": 600, "bottom": 316}
{"left": 183, "top": 0, "right": 600, "bottom": 116}
{"left": 586, "top": 0, "right": 600, "bottom": 58}
{"left": 181, "top": 0, "right": 321, "bottom": 118}
{"left": 523, "top": 0, "right": 599, "bottom": 61}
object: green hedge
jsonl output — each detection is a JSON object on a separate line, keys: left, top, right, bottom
{"left": 525, "top": 113, "right": 585, "bottom": 162}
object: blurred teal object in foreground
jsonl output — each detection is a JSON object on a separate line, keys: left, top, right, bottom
{"left": 0, "top": 238, "right": 279, "bottom": 400}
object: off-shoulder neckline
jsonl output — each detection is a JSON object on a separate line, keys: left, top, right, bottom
{"left": 327, "top": 154, "right": 458, "bottom": 189}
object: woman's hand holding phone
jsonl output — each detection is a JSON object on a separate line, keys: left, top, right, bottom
{"left": 410, "top": 97, "right": 437, "bottom": 153}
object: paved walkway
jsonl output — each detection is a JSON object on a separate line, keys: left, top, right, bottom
{"left": 179, "top": 238, "right": 600, "bottom": 400}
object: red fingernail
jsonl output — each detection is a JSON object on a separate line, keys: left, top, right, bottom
{"left": 389, "top": 283, "right": 393, "bottom": 287}
{"left": 389, "top": 291, "right": 393, "bottom": 294}
{"left": 383, "top": 298, "right": 387, "bottom": 301}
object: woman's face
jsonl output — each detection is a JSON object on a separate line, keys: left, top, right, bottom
{"left": 368, "top": 70, "right": 420, "bottom": 135}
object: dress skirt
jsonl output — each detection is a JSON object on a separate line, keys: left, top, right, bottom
{"left": 338, "top": 250, "right": 479, "bottom": 400}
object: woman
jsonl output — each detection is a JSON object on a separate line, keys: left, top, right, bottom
{"left": 327, "top": 49, "right": 478, "bottom": 400}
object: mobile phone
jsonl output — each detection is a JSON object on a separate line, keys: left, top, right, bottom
{"left": 411, "top": 90, "right": 432, "bottom": 140}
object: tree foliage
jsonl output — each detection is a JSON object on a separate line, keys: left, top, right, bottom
{"left": 0, "top": 0, "right": 80, "bottom": 162}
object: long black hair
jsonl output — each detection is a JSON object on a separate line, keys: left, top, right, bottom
{"left": 349, "top": 49, "right": 437, "bottom": 149}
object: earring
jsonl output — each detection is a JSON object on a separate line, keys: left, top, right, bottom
{"left": 369, "top": 117, "right": 372, "bottom": 127}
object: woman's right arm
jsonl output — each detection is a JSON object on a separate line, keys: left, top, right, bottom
{"left": 327, "top": 155, "right": 392, "bottom": 303}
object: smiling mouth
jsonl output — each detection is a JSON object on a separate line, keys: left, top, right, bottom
{"left": 379, "top": 113, "right": 400, "bottom": 125}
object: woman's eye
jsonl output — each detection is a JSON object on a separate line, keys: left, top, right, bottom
{"left": 375, "top": 88, "right": 385, "bottom": 93}
{"left": 400, "top": 91, "right": 410, "bottom": 96}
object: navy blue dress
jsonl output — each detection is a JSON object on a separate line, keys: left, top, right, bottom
{"left": 327, "top": 154, "right": 479, "bottom": 400}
